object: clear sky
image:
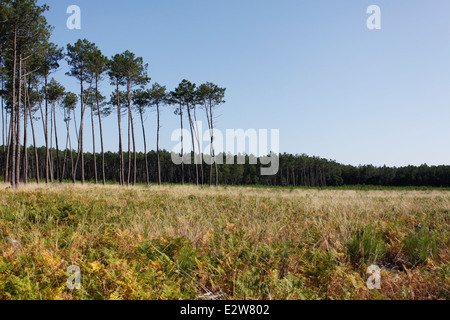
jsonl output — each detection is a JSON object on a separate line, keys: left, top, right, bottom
{"left": 36, "top": 0, "right": 450, "bottom": 167}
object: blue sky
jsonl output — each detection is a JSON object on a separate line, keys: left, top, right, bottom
{"left": 36, "top": 0, "right": 450, "bottom": 167}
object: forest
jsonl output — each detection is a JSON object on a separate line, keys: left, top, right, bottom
{"left": 1, "top": 147, "right": 450, "bottom": 187}
{"left": 1, "top": 0, "right": 450, "bottom": 189}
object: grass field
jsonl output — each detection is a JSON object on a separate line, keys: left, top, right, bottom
{"left": 0, "top": 183, "right": 449, "bottom": 300}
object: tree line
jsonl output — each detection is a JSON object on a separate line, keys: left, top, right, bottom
{"left": 0, "top": 0, "right": 226, "bottom": 189}
{"left": 1, "top": 147, "right": 449, "bottom": 188}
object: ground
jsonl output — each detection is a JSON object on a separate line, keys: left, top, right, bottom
{"left": 0, "top": 183, "right": 449, "bottom": 300}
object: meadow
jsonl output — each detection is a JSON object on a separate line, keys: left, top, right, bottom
{"left": 0, "top": 183, "right": 448, "bottom": 300}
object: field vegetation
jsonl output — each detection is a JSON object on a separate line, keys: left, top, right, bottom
{"left": 0, "top": 183, "right": 448, "bottom": 300}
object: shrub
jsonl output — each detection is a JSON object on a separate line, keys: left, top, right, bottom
{"left": 402, "top": 228, "right": 437, "bottom": 266}
{"left": 347, "top": 226, "right": 386, "bottom": 266}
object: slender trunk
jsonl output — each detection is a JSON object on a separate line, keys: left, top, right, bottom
{"left": 156, "top": 103, "right": 161, "bottom": 186}
{"left": 126, "top": 81, "right": 137, "bottom": 186}
{"left": 4, "top": 112, "right": 12, "bottom": 183}
{"left": 9, "top": 30, "right": 17, "bottom": 188}
{"left": 180, "top": 105, "right": 184, "bottom": 185}
{"left": 96, "top": 76, "right": 106, "bottom": 185}
{"left": 205, "top": 106, "right": 213, "bottom": 187}
{"left": 53, "top": 101, "right": 61, "bottom": 183}
{"left": 63, "top": 116, "right": 75, "bottom": 183}
{"left": 140, "top": 110, "right": 149, "bottom": 186}
{"left": 22, "top": 71, "right": 28, "bottom": 184}
{"left": 5, "top": 109, "right": 9, "bottom": 154}
{"left": 36, "top": 86, "right": 46, "bottom": 180}
{"left": 62, "top": 110, "right": 69, "bottom": 182}
{"left": 80, "top": 72, "right": 84, "bottom": 184}
{"left": 71, "top": 109, "right": 76, "bottom": 184}
{"left": 90, "top": 101, "right": 97, "bottom": 184}
{"left": 28, "top": 96, "right": 39, "bottom": 184}
{"left": 15, "top": 52, "right": 22, "bottom": 187}
{"left": 44, "top": 75, "right": 49, "bottom": 183}
{"left": 193, "top": 105, "right": 203, "bottom": 185}
{"left": 62, "top": 144, "right": 67, "bottom": 181}
{"left": 209, "top": 102, "right": 218, "bottom": 187}
{"left": 127, "top": 102, "right": 131, "bottom": 186}
{"left": 49, "top": 100, "right": 54, "bottom": 183}
{"left": 69, "top": 131, "right": 74, "bottom": 183}
{"left": 74, "top": 76, "right": 90, "bottom": 184}
{"left": 131, "top": 111, "right": 136, "bottom": 186}
{"left": 73, "top": 108, "right": 78, "bottom": 143}
{"left": 1, "top": 75, "right": 4, "bottom": 152}
{"left": 117, "top": 83, "right": 124, "bottom": 186}
{"left": 186, "top": 105, "right": 198, "bottom": 186}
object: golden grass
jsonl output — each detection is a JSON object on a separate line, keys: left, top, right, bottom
{"left": 0, "top": 183, "right": 449, "bottom": 300}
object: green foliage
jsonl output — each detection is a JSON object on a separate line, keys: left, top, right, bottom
{"left": 301, "top": 249, "right": 338, "bottom": 295}
{"left": 0, "top": 186, "right": 448, "bottom": 300}
{"left": 46, "top": 78, "right": 65, "bottom": 102}
{"left": 62, "top": 91, "right": 78, "bottom": 112}
{"left": 347, "top": 226, "right": 386, "bottom": 266}
{"left": 66, "top": 39, "right": 97, "bottom": 81}
{"left": 402, "top": 228, "right": 438, "bottom": 266}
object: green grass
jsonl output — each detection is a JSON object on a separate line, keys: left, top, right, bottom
{"left": 0, "top": 183, "right": 448, "bottom": 300}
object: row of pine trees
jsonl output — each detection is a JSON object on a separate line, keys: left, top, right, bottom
{"left": 0, "top": 0, "right": 226, "bottom": 189}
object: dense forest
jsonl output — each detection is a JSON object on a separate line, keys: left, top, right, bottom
{"left": 1, "top": 147, "right": 450, "bottom": 187}
{"left": 1, "top": 0, "right": 449, "bottom": 189}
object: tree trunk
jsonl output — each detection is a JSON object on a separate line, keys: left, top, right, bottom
{"left": 180, "top": 105, "right": 184, "bottom": 185}
{"left": 156, "top": 103, "right": 161, "bottom": 186}
{"left": 49, "top": 99, "right": 54, "bottom": 183}
{"left": 139, "top": 110, "right": 149, "bottom": 186}
{"left": 4, "top": 111, "right": 12, "bottom": 183}
{"left": 125, "top": 81, "right": 137, "bottom": 186}
{"left": 96, "top": 77, "right": 106, "bottom": 185}
{"left": 1, "top": 74, "right": 4, "bottom": 153}
{"left": 15, "top": 52, "right": 22, "bottom": 187}
{"left": 28, "top": 89, "right": 39, "bottom": 184}
{"left": 80, "top": 71, "right": 85, "bottom": 184}
{"left": 53, "top": 101, "right": 61, "bottom": 183}
{"left": 186, "top": 105, "right": 198, "bottom": 186}
{"left": 209, "top": 102, "right": 219, "bottom": 187}
{"left": 71, "top": 110, "right": 76, "bottom": 184}
{"left": 9, "top": 30, "right": 17, "bottom": 188}
{"left": 22, "top": 72, "right": 28, "bottom": 184}
{"left": 193, "top": 106, "right": 203, "bottom": 185}
{"left": 44, "top": 75, "right": 49, "bottom": 183}
{"left": 69, "top": 132, "right": 74, "bottom": 184}
{"left": 205, "top": 106, "right": 213, "bottom": 187}
{"left": 63, "top": 117, "right": 75, "bottom": 184}
{"left": 117, "top": 83, "right": 124, "bottom": 186}
{"left": 131, "top": 112, "right": 136, "bottom": 186}
{"left": 62, "top": 110, "right": 69, "bottom": 182}
{"left": 130, "top": 107, "right": 136, "bottom": 185}
{"left": 127, "top": 102, "right": 131, "bottom": 186}
{"left": 74, "top": 75, "right": 89, "bottom": 184}
{"left": 90, "top": 100, "right": 97, "bottom": 184}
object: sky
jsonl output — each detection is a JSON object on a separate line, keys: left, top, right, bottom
{"left": 33, "top": 0, "right": 450, "bottom": 167}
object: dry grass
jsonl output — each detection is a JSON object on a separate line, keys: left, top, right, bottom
{"left": 0, "top": 183, "right": 449, "bottom": 300}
